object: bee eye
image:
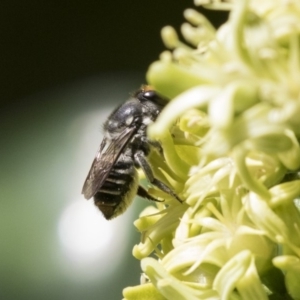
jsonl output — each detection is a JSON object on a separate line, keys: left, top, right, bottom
{"left": 138, "top": 89, "right": 168, "bottom": 107}
{"left": 143, "top": 90, "right": 157, "bottom": 100}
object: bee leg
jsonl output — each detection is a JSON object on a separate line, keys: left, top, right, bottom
{"left": 134, "top": 151, "right": 183, "bottom": 203}
{"left": 141, "top": 137, "right": 163, "bottom": 155}
{"left": 137, "top": 186, "right": 164, "bottom": 202}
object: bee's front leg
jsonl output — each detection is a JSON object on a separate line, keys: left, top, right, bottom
{"left": 141, "top": 136, "right": 163, "bottom": 155}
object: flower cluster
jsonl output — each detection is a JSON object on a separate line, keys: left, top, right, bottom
{"left": 123, "top": 0, "right": 300, "bottom": 299}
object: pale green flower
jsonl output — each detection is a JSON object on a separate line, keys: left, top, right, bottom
{"left": 123, "top": 0, "right": 300, "bottom": 299}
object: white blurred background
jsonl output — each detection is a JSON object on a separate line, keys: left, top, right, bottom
{"left": 0, "top": 75, "right": 153, "bottom": 300}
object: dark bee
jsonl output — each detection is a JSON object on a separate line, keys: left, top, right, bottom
{"left": 82, "top": 86, "right": 182, "bottom": 220}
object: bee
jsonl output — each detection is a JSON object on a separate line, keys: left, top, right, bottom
{"left": 82, "top": 86, "right": 182, "bottom": 220}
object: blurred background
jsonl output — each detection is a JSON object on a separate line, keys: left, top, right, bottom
{"left": 0, "top": 1, "right": 228, "bottom": 299}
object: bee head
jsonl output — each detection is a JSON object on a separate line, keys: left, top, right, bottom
{"left": 135, "top": 86, "right": 169, "bottom": 108}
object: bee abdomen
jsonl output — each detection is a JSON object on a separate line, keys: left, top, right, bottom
{"left": 93, "top": 161, "right": 138, "bottom": 220}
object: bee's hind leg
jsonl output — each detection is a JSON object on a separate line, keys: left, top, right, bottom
{"left": 134, "top": 150, "right": 183, "bottom": 203}
{"left": 137, "top": 186, "right": 164, "bottom": 202}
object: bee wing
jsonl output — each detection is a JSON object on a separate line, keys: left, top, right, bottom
{"left": 82, "top": 127, "right": 136, "bottom": 199}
